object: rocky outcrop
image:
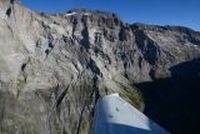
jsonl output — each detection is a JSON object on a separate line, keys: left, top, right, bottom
{"left": 0, "top": 1, "right": 200, "bottom": 134}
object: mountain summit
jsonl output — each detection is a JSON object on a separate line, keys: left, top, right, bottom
{"left": 0, "top": 1, "right": 200, "bottom": 134}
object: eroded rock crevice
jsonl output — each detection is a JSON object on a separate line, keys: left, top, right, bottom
{"left": 0, "top": 2, "right": 200, "bottom": 134}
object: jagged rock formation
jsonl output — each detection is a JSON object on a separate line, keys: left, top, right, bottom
{"left": 0, "top": 0, "right": 200, "bottom": 134}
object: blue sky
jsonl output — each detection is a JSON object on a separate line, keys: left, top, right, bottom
{"left": 21, "top": 0, "right": 200, "bottom": 31}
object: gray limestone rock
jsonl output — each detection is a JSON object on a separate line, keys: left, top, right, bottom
{"left": 0, "top": 1, "right": 200, "bottom": 134}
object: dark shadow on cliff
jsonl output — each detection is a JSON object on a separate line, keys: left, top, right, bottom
{"left": 136, "top": 58, "right": 200, "bottom": 134}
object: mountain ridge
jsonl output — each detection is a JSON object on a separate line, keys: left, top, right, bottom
{"left": 0, "top": 0, "right": 200, "bottom": 134}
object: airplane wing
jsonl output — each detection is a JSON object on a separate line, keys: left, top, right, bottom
{"left": 92, "top": 93, "right": 170, "bottom": 134}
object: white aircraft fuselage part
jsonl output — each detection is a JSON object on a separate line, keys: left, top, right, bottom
{"left": 92, "top": 93, "right": 170, "bottom": 134}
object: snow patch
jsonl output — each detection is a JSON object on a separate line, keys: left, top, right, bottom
{"left": 65, "top": 12, "right": 77, "bottom": 16}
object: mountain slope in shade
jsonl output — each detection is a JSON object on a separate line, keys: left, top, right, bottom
{"left": 0, "top": 0, "right": 200, "bottom": 134}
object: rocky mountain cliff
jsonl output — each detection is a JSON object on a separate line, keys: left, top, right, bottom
{"left": 0, "top": 0, "right": 200, "bottom": 134}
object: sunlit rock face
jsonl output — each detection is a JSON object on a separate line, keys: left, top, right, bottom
{"left": 0, "top": 0, "right": 200, "bottom": 134}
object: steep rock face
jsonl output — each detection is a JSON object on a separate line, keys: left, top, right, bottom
{"left": 0, "top": 1, "right": 200, "bottom": 134}
{"left": 132, "top": 24, "right": 200, "bottom": 134}
{"left": 0, "top": 1, "right": 144, "bottom": 134}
